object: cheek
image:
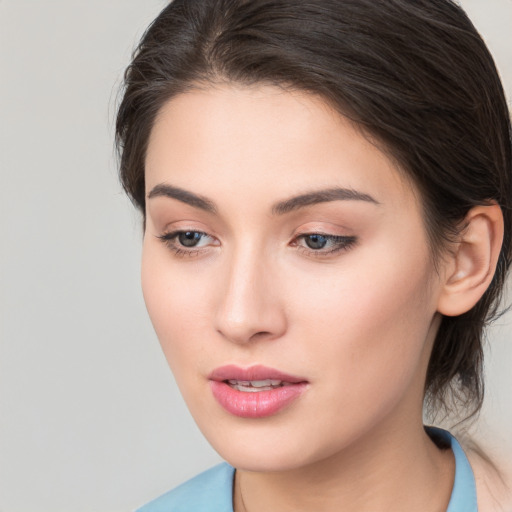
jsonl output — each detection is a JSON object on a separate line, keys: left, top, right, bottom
{"left": 285, "top": 243, "right": 437, "bottom": 407}
{"left": 141, "top": 241, "right": 210, "bottom": 374}
{"left": 273, "top": 278, "right": 435, "bottom": 458}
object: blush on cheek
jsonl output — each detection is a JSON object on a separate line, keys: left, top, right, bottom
{"left": 141, "top": 243, "right": 212, "bottom": 367}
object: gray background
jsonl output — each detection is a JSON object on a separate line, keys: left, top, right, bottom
{"left": 0, "top": 1, "right": 510, "bottom": 511}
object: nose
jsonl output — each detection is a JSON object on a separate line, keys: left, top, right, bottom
{"left": 214, "top": 248, "right": 287, "bottom": 345}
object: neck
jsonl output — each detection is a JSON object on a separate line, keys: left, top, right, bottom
{"left": 234, "top": 417, "right": 454, "bottom": 512}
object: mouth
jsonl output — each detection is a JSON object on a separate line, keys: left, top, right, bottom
{"left": 208, "top": 364, "right": 307, "bottom": 383}
{"left": 208, "top": 365, "right": 308, "bottom": 418}
{"left": 225, "top": 379, "right": 295, "bottom": 392}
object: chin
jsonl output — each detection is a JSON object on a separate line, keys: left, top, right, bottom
{"left": 220, "top": 444, "right": 316, "bottom": 473}
{"left": 197, "top": 418, "right": 340, "bottom": 473}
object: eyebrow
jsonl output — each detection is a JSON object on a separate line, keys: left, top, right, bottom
{"left": 147, "top": 183, "right": 378, "bottom": 215}
{"left": 147, "top": 184, "right": 217, "bottom": 213}
{"left": 272, "top": 187, "right": 379, "bottom": 215}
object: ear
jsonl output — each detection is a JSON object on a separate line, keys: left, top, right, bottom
{"left": 437, "top": 204, "right": 504, "bottom": 317}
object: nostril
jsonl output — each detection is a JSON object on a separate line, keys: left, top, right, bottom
{"left": 249, "top": 331, "right": 272, "bottom": 341}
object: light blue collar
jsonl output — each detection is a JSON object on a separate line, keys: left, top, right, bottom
{"left": 426, "top": 427, "right": 478, "bottom": 512}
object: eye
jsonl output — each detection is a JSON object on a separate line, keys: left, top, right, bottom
{"left": 157, "top": 230, "right": 217, "bottom": 256}
{"left": 176, "top": 231, "right": 208, "bottom": 247}
{"left": 295, "top": 233, "right": 357, "bottom": 256}
{"left": 303, "top": 234, "right": 329, "bottom": 249}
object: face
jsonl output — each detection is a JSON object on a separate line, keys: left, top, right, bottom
{"left": 142, "top": 84, "right": 445, "bottom": 472}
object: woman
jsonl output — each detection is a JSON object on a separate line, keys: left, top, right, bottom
{"left": 116, "top": 0, "right": 512, "bottom": 510}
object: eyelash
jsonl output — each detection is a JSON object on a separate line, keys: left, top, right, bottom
{"left": 157, "top": 230, "right": 215, "bottom": 257}
{"left": 294, "top": 233, "right": 357, "bottom": 257}
{"left": 157, "top": 230, "right": 357, "bottom": 258}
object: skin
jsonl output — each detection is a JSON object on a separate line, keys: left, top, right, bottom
{"left": 469, "top": 449, "right": 512, "bottom": 511}
{"left": 141, "top": 84, "right": 500, "bottom": 511}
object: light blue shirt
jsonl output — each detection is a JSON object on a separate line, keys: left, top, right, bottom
{"left": 137, "top": 428, "right": 477, "bottom": 512}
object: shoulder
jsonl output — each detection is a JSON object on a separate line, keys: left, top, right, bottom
{"left": 435, "top": 428, "right": 512, "bottom": 512}
{"left": 448, "top": 429, "right": 512, "bottom": 512}
{"left": 466, "top": 447, "right": 512, "bottom": 512}
{"left": 136, "top": 463, "right": 235, "bottom": 512}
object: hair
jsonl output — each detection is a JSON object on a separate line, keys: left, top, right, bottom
{"left": 116, "top": 0, "right": 512, "bottom": 421}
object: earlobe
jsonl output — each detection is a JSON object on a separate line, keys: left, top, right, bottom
{"left": 437, "top": 204, "right": 504, "bottom": 317}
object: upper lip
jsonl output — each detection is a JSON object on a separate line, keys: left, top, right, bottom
{"left": 208, "top": 364, "right": 307, "bottom": 383}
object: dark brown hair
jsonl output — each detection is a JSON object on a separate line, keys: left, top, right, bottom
{"left": 116, "top": 0, "right": 512, "bottom": 420}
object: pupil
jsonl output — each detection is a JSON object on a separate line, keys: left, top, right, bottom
{"left": 178, "top": 231, "right": 201, "bottom": 247}
{"left": 306, "top": 234, "right": 327, "bottom": 249}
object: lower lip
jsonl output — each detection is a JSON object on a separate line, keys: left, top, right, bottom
{"left": 209, "top": 381, "right": 307, "bottom": 418}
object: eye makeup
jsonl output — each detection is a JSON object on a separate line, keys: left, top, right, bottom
{"left": 156, "top": 229, "right": 358, "bottom": 260}
{"left": 293, "top": 233, "right": 357, "bottom": 257}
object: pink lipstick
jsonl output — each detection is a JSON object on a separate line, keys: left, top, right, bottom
{"left": 209, "top": 365, "right": 308, "bottom": 418}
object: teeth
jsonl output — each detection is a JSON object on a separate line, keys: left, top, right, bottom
{"left": 227, "top": 379, "right": 284, "bottom": 391}
{"left": 234, "top": 385, "right": 273, "bottom": 392}
{"left": 251, "top": 379, "right": 282, "bottom": 387}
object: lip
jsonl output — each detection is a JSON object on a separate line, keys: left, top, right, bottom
{"left": 208, "top": 365, "right": 308, "bottom": 418}
{"left": 209, "top": 364, "right": 307, "bottom": 383}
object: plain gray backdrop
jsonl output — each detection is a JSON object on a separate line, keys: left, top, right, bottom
{"left": 0, "top": 1, "right": 511, "bottom": 511}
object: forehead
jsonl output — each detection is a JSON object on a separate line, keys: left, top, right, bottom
{"left": 145, "top": 84, "right": 418, "bottom": 211}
